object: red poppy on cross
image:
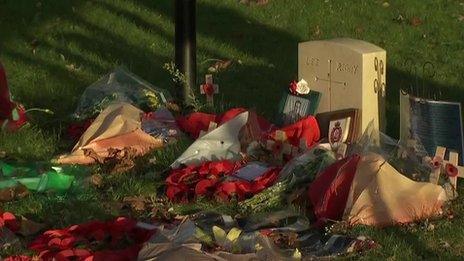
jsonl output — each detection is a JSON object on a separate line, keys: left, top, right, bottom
{"left": 266, "top": 130, "right": 295, "bottom": 162}
{"left": 200, "top": 74, "right": 219, "bottom": 106}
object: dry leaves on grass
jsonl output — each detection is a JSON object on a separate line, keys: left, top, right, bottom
{"left": 0, "top": 185, "right": 29, "bottom": 203}
{"left": 89, "top": 173, "right": 104, "bottom": 188}
{"left": 122, "top": 195, "right": 174, "bottom": 221}
{"left": 123, "top": 196, "right": 147, "bottom": 212}
{"left": 267, "top": 231, "right": 299, "bottom": 249}
{"left": 208, "top": 59, "right": 233, "bottom": 73}
{"left": 17, "top": 217, "right": 46, "bottom": 237}
{"left": 410, "top": 16, "right": 423, "bottom": 27}
{"left": 84, "top": 147, "right": 137, "bottom": 175}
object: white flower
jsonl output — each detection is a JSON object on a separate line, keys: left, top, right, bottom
{"left": 296, "top": 79, "right": 310, "bottom": 94}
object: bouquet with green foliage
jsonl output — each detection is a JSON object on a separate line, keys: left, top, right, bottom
{"left": 239, "top": 148, "right": 335, "bottom": 214}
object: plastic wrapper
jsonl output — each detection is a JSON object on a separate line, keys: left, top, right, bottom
{"left": 142, "top": 108, "right": 181, "bottom": 144}
{"left": 73, "top": 67, "right": 171, "bottom": 120}
{"left": 0, "top": 161, "right": 86, "bottom": 193}
{"left": 239, "top": 146, "right": 336, "bottom": 214}
{"left": 339, "top": 123, "right": 447, "bottom": 226}
{"left": 350, "top": 121, "right": 435, "bottom": 182}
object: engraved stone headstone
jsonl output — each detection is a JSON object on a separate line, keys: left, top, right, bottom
{"left": 298, "top": 38, "right": 387, "bottom": 135}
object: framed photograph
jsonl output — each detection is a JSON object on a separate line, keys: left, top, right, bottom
{"left": 277, "top": 90, "right": 321, "bottom": 126}
{"left": 316, "top": 109, "right": 359, "bottom": 146}
{"left": 400, "top": 92, "right": 464, "bottom": 164}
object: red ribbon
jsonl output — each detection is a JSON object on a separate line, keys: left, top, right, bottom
{"left": 0, "top": 211, "right": 20, "bottom": 232}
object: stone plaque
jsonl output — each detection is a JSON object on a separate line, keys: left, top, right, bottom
{"left": 298, "top": 38, "right": 387, "bottom": 135}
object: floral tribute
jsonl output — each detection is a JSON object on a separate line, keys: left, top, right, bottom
{"left": 289, "top": 79, "right": 310, "bottom": 95}
{"left": 0, "top": 211, "right": 20, "bottom": 232}
{"left": 166, "top": 160, "right": 281, "bottom": 202}
{"left": 6, "top": 217, "right": 155, "bottom": 261}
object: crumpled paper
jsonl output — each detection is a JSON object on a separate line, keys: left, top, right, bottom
{"left": 171, "top": 112, "right": 249, "bottom": 168}
{"left": 57, "top": 102, "right": 163, "bottom": 165}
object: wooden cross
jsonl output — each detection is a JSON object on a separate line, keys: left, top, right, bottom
{"left": 266, "top": 130, "right": 295, "bottom": 162}
{"left": 428, "top": 146, "right": 463, "bottom": 190}
{"left": 315, "top": 59, "right": 347, "bottom": 111}
{"left": 200, "top": 74, "right": 219, "bottom": 106}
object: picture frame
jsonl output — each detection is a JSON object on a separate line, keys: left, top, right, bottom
{"left": 400, "top": 91, "right": 464, "bottom": 165}
{"left": 316, "top": 108, "right": 359, "bottom": 145}
{"left": 276, "top": 90, "right": 321, "bottom": 126}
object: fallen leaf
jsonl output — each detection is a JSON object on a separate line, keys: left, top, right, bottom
{"left": 0, "top": 185, "right": 29, "bottom": 202}
{"left": 17, "top": 217, "right": 45, "bottom": 236}
{"left": 427, "top": 223, "right": 435, "bottom": 231}
{"left": 65, "top": 64, "right": 80, "bottom": 72}
{"left": 90, "top": 174, "right": 103, "bottom": 188}
{"left": 440, "top": 240, "right": 451, "bottom": 248}
{"left": 0, "top": 150, "right": 6, "bottom": 158}
{"left": 382, "top": 2, "right": 390, "bottom": 8}
{"left": 410, "top": 16, "right": 423, "bottom": 26}
{"left": 123, "top": 196, "right": 147, "bottom": 212}
{"left": 458, "top": 15, "right": 464, "bottom": 22}
{"left": 208, "top": 60, "right": 233, "bottom": 73}
{"left": 166, "top": 101, "right": 181, "bottom": 112}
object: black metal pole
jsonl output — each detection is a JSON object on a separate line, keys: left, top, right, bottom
{"left": 175, "top": 0, "right": 196, "bottom": 105}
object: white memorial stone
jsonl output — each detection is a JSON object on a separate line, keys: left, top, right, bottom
{"left": 298, "top": 38, "right": 387, "bottom": 135}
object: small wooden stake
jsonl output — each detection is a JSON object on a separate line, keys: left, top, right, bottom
{"left": 449, "top": 151, "right": 459, "bottom": 189}
{"left": 200, "top": 74, "right": 219, "bottom": 106}
{"left": 429, "top": 146, "right": 446, "bottom": 184}
{"left": 428, "top": 146, "right": 462, "bottom": 191}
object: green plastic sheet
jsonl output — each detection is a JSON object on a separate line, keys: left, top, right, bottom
{"left": 0, "top": 161, "right": 83, "bottom": 192}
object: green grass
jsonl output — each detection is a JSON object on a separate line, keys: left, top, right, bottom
{"left": 1, "top": 0, "right": 464, "bottom": 259}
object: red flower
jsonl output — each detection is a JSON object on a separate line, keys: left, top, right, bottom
{"left": 289, "top": 80, "right": 298, "bottom": 95}
{"left": 54, "top": 248, "right": 92, "bottom": 260}
{"left": 166, "top": 160, "right": 242, "bottom": 202}
{"left": 430, "top": 156, "right": 443, "bottom": 169}
{"left": 445, "top": 163, "right": 459, "bottom": 178}
{"left": 195, "top": 179, "right": 218, "bottom": 196}
{"left": 0, "top": 211, "right": 20, "bottom": 232}
{"left": 28, "top": 217, "right": 155, "bottom": 261}
{"left": 203, "top": 83, "right": 215, "bottom": 96}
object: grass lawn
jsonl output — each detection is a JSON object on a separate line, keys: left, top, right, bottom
{"left": 1, "top": 0, "right": 464, "bottom": 259}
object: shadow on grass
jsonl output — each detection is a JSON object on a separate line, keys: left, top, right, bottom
{"left": 1, "top": 0, "right": 462, "bottom": 131}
